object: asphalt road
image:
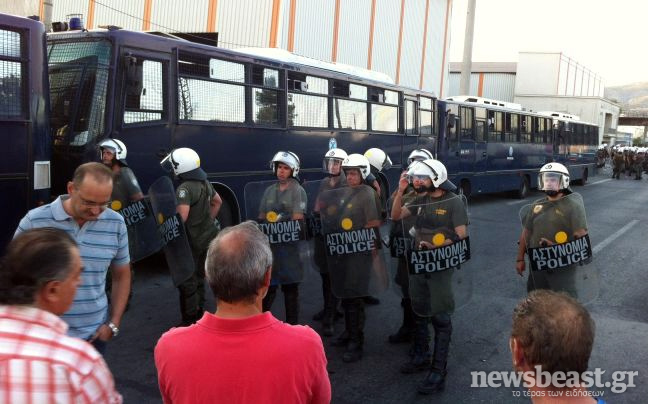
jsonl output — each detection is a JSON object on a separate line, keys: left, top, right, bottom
{"left": 105, "top": 170, "right": 648, "bottom": 403}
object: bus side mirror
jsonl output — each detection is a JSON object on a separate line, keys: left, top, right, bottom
{"left": 123, "top": 56, "right": 143, "bottom": 100}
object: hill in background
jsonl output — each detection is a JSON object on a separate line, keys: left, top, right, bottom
{"left": 605, "top": 82, "right": 648, "bottom": 112}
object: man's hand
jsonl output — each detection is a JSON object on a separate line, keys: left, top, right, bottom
{"left": 89, "top": 324, "right": 113, "bottom": 342}
{"left": 516, "top": 259, "right": 525, "bottom": 276}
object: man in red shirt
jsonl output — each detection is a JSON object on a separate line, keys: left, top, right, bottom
{"left": 155, "top": 221, "right": 331, "bottom": 404}
{"left": 0, "top": 228, "right": 121, "bottom": 403}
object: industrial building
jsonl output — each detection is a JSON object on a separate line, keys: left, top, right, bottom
{"left": 7, "top": 0, "right": 455, "bottom": 97}
{"left": 449, "top": 52, "right": 620, "bottom": 144}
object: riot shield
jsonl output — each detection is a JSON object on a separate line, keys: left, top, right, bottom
{"left": 148, "top": 176, "right": 195, "bottom": 287}
{"left": 244, "top": 179, "right": 312, "bottom": 284}
{"left": 320, "top": 185, "right": 389, "bottom": 298}
{"left": 519, "top": 192, "right": 597, "bottom": 303}
{"left": 387, "top": 191, "right": 417, "bottom": 298}
{"left": 112, "top": 197, "right": 163, "bottom": 263}
{"left": 402, "top": 193, "right": 473, "bottom": 317}
{"left": 303, "top": 176, "right": 348, "bottom": 274}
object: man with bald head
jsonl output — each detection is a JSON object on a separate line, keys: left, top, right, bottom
{"left": 154, "top": 221, "right": 330, "bottom": 404}
{"left": 15, "top": 162, "right": 130, "bottom": 354}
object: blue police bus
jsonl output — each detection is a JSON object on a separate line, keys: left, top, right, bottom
{"left": 45, "top": 26, "right": 437, "bottom": 225}
{"left": 0, "top": 14, "right": 51, "bottom": 250}
{"left": 437, "top": 96, "right": 598, "bottom": 198}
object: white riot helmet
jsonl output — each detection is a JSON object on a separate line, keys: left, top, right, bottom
{"left": 99, "top": 138, "right": 128, "bottom": 165}
{"left": 538, "top": 162, "right": 570, "bottom": 191}
{"left": 407, "top": 148, "right": 434, "bottom": 166}
{"left": 160, "top": 147, "right": 201, "bottom": 176}
{"left": 364, "top": 148, "right": 392, "bottom": 173}
{"left": 270, "top": 151, "right": 300, "bottom": 178}
{"left": 323, "top": 148, "right": 348, "bottom": 174}
{"left": 407, "top": 159, "right": 456, "bottom": 191}
{"left": 341, "top": 153, "right": 371, "bottom": 180}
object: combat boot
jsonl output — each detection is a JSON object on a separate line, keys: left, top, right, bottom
{"left": 343, "top": 299, "right": 365, "bottom": 363}
{"left": 331, "top": 299, "right": 352, "bottom": 347}
{"left": 389, "top": 298, "right": 415, "bottom": 344}
{"left": 262, "top": 285, "right": 278, "bottom": 312}
{"left": 283, "top": 284, "right": 299, "bottom": 325}
{"left": 418, "top": 313, "right": 452, "bottom": 395}
{"left": 400, "top": 316, "right": 430, "bottom": 374}
{"left": 321, "top": 287, "right": 339, "bottom": 336}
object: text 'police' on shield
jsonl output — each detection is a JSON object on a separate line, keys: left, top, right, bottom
{"left": 407, "top": 238, "right": 471, "bottom": 274}
{"left": 258, "top": 219, "right": 307, "bottom": 244}
{"left": 326, "top": 227, "right": 381, "bottom": 256}
{"left": 528, "top": 235, "right": 592, "bottom": 271}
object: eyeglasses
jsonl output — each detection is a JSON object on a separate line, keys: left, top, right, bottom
{"left": 79, "top": 196, "right": 110, "bottom": 209}
{"left": 408, "top": 175, "right": 430, "bottom": 181}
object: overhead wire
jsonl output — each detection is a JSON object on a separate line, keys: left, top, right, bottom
{"left": 90, "top": 0, "right": 256, "bottom": 49}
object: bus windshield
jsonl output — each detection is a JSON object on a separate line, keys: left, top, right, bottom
{"left": 47, "top": 38, "right": 111, "bottom": 146}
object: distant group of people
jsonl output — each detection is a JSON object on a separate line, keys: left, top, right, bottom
{"left": 605, "top": 145, "right": 648, "bottom": 180}
{"left": 0, "top": 137, "right": 610, "bottom": 403}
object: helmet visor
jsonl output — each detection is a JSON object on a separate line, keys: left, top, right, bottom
{"left": 539, "top": 172, "right": 563, "bottom": 191}
{"left": 382, "top": 156, "right": 393, "bottom": 171}
{"left": 406, "top": 174, "right": 430, "bottom": 182}
{"left": 323, "top": 157, "right": 343, "bottom": 174}
{"left": 160, "top": 153, "right": 174, "bottom": 173}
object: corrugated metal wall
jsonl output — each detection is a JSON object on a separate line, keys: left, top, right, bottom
{"left": 447, "top": 73, "right": 516, "bottom": 102}
{"left": 292, "top": 0, "right": 335, "bottom": 61}
{"left": 48, "top": 0, "right": 451, "bottom": 96}
{"left": 398, "top": 0, "right": 426, "bottom": 88}
{"left": 93, "top": 0, "right": 144, "bottom": 31}
{"left": 336, "top": 0, "right": 372, "bottom": 68}
{"left": 217, "top": 0, "right": 273, "bottom": 49}
{"left": 151, "top": 0, "right": 210, "bottom": 32}
{"left": 51, "top": 0, "right": 89, "bottom": 25}
{"left": 371, "top": 0, "right": 401, "bottom": 82}
{"left": 448, "top": 73, "right": 477, "bottom": 97}
{"left": 483, "top": 73, "right": 515, "bottom": 102}
{"left": 422, "top": 0, "right": 450, "bottom": 97}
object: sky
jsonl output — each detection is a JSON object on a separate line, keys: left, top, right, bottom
{"left": 449, "top": 0, "right": 646, "bottom": 87}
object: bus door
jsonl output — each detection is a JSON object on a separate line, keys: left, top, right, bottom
{"left": 443, "top": 103, "right": 461, "bottom": 175}
{"left": 416, "top": 96, "right": 436, "bottom": 157}
{"left": 0, "top": 15, "right": 50, "bottom": 250}
{"left": 474, "top": 107, "right": 487, "bottom": 173}
{"left": 458, "top": 106, "right": 476, "bottom": 174}
{"left": 403, "top": 97, "right": 419, "bottom": 164}
{"left": 114, "top": 49, "right": 173, "bottom": 189}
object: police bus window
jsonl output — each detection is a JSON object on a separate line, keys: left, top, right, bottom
{"left": 124, "top": 59, "right": 165, "bottom": 124}
{"left": 252, "top": 66, "right": 281, "bottom": 127}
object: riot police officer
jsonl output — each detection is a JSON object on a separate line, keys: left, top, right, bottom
{"left": 99, "top": 139, "right": 143, "bottom": 304}
{"left": 516, "top": 162, "right": 589, "bottom": 298}
{"left": 362, "top": 147, "right": 393, "bottom": 306}
{"left": 258, "top": 151, "right": 307, "bottom": 325}
{"left": 633, "top": 149, "right": 644, "bottom": 180}
{"left": 391, "top": 159, "right": 468, "bottom": 394}
{"left": 612, "top": 149, "right": 624, "bottom": 179}
{"left": 387, "top": 148, "right": 435, "bottom": 344}
{"left": 328, "top": 154, "right": 384, "bottom": 362}
{"left": 407, "top": 148, "right": 434, "bottom": 166}
{"left": 99, "top": 139, "right": 144, "bottom": 206}
{"left": 312, "top": 148, "right": 347, "bottom": 335}
{"left": 363, "top": 148, "right": 391, "bottom": 198}
{"left": 160, "top": 148, "right": 222, "bottom": 326}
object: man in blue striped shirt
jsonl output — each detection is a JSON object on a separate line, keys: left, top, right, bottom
{"left": 15, "top": 162, "right": 131, "bottom": 354}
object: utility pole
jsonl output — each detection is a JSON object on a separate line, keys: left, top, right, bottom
{"left": 459, "top": 0, "right": 476, "bottom": 96}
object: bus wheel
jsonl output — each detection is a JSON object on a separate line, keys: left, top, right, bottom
{"left": 517, "top": 176, "right": 529, "bottom": 199}
{"left": 217, "top": 198, "right": 236, "bottom": 228}
{"left": 460, "top": 179, "right": 471, "bottom": 198}
{"left": 575, "top": 168, "right": 588, "bottom": 185}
